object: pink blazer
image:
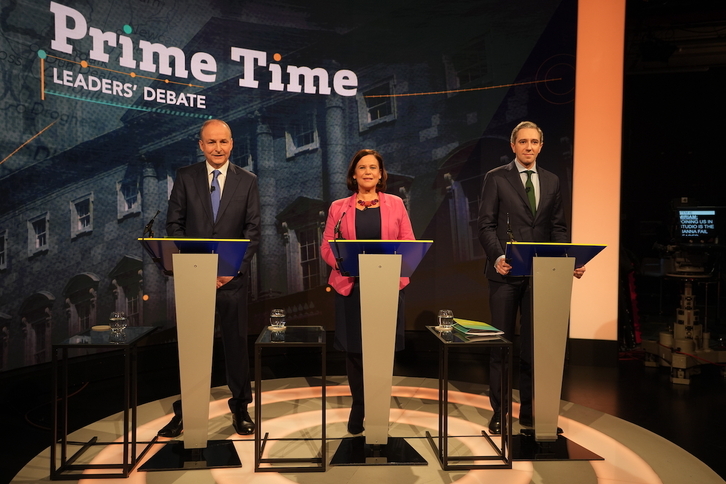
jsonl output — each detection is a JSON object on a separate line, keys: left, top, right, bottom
{"left": 321, "top": 192, "right": 415, "bottom": 296}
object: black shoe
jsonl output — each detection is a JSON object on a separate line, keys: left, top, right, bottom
{"left": 519, "top": 414, "right": 533, "bottom": 427}
{"left": 233, "top": 410, "right": 255, "bottom": 435}
{"left": 158, "top": 415, "right": 183, "bottom": 438}
{"left": 488, "top": 413, "right": 502, "bottom": 435}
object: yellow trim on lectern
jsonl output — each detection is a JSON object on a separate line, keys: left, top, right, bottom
{"left": 508, "top": 242, "right": 607, "bottom": 247}
{"left": 138, "top": 238, "right": 251, "bottom": 242}
{"left": 327, "top": 239, "right": 434, "bottom": 243}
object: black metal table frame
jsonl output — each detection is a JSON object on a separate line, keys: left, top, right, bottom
{"left": 51, "top": 327, "right": 158, "bottom": 480}
{"left": 254, "top": 326, "right": 327, "bottom": 472}
{"left": 425, "top": 327, "right": 513, "bottom": 470}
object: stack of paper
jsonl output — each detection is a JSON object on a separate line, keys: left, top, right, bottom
{"left": 452, "top": 318, "right": 504, "bottom": 338}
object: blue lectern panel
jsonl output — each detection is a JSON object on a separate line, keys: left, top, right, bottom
{"left": 139, "top": 238, "right": 249, "bottom": 277}
{"left": 506, "top": 242, "right": 606, "bottom": 276}
{"left": 328, "top": 240, "right": 433, "bottom": 277}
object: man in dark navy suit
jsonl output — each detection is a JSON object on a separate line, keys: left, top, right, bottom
{"left": 159, "top": 119, "right": 260, "bottom": 437}
{"left": 478, "top": 121, "right": 585, "bottom": 434}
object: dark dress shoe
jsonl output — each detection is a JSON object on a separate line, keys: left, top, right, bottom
{"left": 233, "top": 410, "right": 255, "bottom": 435}
{"left": 158, "top": 415, "right": 183, "bottom": 438}
{"left": 488, "top": 413, "right": 502, "bottom": 435}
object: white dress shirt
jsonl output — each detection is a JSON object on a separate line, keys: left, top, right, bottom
{"left": 514, "top": 159, "right": 539, "bottom": 209}
{"left": 206, "top": 160, "right": 229, "bottom": 196}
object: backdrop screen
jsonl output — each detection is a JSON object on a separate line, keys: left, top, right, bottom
{"left": 0, "top": 0, "right": 577, "bottom": 370}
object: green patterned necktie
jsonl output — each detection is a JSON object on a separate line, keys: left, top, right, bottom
{"left": 524, "top": 170, "right": 536, "bottom": 216}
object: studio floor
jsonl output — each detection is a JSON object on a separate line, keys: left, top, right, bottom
{"left": 5, "top": 322, "right": 726, "bottom": 484}
{"left": 3, "top": 302, "right": 726, "bottom": 484}
{"left": 9, "top": 373, "right": 725, "bottom": 484}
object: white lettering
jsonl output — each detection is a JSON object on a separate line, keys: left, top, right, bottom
{"left": 286, "top": 66, "right": 331, "bottom": 95}
{"left": 268, "top": 63, "right": 284, "bottom": 91}
{"left": 50, "top": 1, "right": 87, "bottom": 54}
{"left": 143, "top": 86, "right": 206, "bottom": 108}
{"left": 88, "top": 75, "right": 101, "bottom": 91}
{"left": 50, "top": 2, "right": 213, "bottom": 82}
{"left": 118, "top": 36, "right": 136, "bottom": 69}
{"left": 190, "top": 52, "right": 217, "bottom": 83}
{"left": 53, "top": 68, "right": 132, "bottom": 97}
{"left": 231, "top": 47, "right": 267, "bottom": 88}
{"left": 333, "top": 69, "right": 358, "bottom": 96}
{"left": 49, "top": 3, "right": 359, "bottom": 95}
{"left": 139, "top": 40, "right": 188, "bottom": 78}
{"left": 112, "top": 80, "right": 124, "bottom": 96}
{"left": 88, "top": 27, "right": 117, "bottom": 63}
{"left": 73, "top": 73, "right": 87, "bottom": 89}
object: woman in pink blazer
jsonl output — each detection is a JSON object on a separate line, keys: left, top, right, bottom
{"left": 320, "top": 149, "right": 415, "bottom": 434}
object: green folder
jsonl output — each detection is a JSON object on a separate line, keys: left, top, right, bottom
{"left": 452, "top": 318, "right": 504, "bottom": 335}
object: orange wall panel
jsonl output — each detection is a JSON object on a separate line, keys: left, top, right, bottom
{"left": 571, "top": 0, "right": 626, "bottom": 340}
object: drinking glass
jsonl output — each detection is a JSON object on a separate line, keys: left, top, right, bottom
{"left": 109, "top": 311, "right": 127, "bottom": 334}
{"left": 109, "top": 330, "right": 126, "bottom": 344}
{"left": 438, "top": 309, "right": 454, "bottom": 330}
{"left": 270, "top": 309, "right": 286, "bottom": 329}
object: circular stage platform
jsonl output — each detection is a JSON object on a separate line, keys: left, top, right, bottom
{"left": 12, "top": 376, "right": 724, "bottom": 484}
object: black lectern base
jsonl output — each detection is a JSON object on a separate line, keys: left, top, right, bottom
{"left": 512, "top": 430, "right": 603, "bottom": 461}
{"left": 140, "top": 440, "right": 241, "bottom": 471}
{"left": 330, "top": 437, "right": 427, "bottom": 466}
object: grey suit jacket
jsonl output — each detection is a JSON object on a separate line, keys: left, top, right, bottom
{"left": 166, "top": 161, "right": 261, "bottom": 274}
{"left": 477, "top": 160, "right": 569, "bottom": 282}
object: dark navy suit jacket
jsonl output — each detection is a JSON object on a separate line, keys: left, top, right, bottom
{"left": 166, "top": 161, "right": 260, "bottom": 274}
{"left": 477, "top": 160, "right": 569, "bottom": 282}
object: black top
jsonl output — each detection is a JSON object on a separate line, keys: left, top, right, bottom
{"left": 355, "top": 207, "right": 381, "bottom": 239}
{"left": 335, "top": 206, "right": 403, "bottom": 353}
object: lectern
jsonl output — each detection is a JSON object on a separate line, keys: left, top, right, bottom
{"left": 138, "top": 238, "right": 249, "bottom": 470}
{"left": 506, "top": 242, "right": 606, "bottom": 461}
{"left": 328, "top": 240, "right": 432, "bottom": 465}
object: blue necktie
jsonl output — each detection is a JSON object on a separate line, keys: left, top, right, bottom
{"left": 211, "top": 170, "right": 221, "bottom": 221}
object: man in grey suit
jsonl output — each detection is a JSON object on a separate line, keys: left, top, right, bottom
{"left": 478, "top": 121, "right": 584, "bottom": 434}
{"left": 159, "top": 119, "right": 261, "bottom": 437}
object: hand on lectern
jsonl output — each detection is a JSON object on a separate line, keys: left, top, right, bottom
{"left": 574, "top": 265, "right": 586, "bottom": 279}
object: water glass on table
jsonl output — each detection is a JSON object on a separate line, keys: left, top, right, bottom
{"left": 270, "top": 309, "right": 286, "bottom": 329}
{"left": 109, "top": 312, "right": 127, "bottom": 334}
{"left": 109, "top": 330, "right": 127, "bottom": 344}
{"left": 438, "top": 309, "right": 454, "bottom": 331}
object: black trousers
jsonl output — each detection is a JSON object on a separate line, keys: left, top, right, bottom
{"left": 216, "top": 274, "right": 252, "bottom": 412}
{"left": 488, "top": 277, "right": 533, "bottom": 419}
{"left": 346, "top": 352, "right": 365, "bottom": 422}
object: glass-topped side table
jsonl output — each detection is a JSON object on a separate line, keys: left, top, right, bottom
{"left": 51, "top": 326, "right": 158, "bottom": 480}
{"left": 254, "top": 326, "right": 326, "bottom": 472}
{"left": 425, "top": 326, "right": 513, "bottom": 470}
